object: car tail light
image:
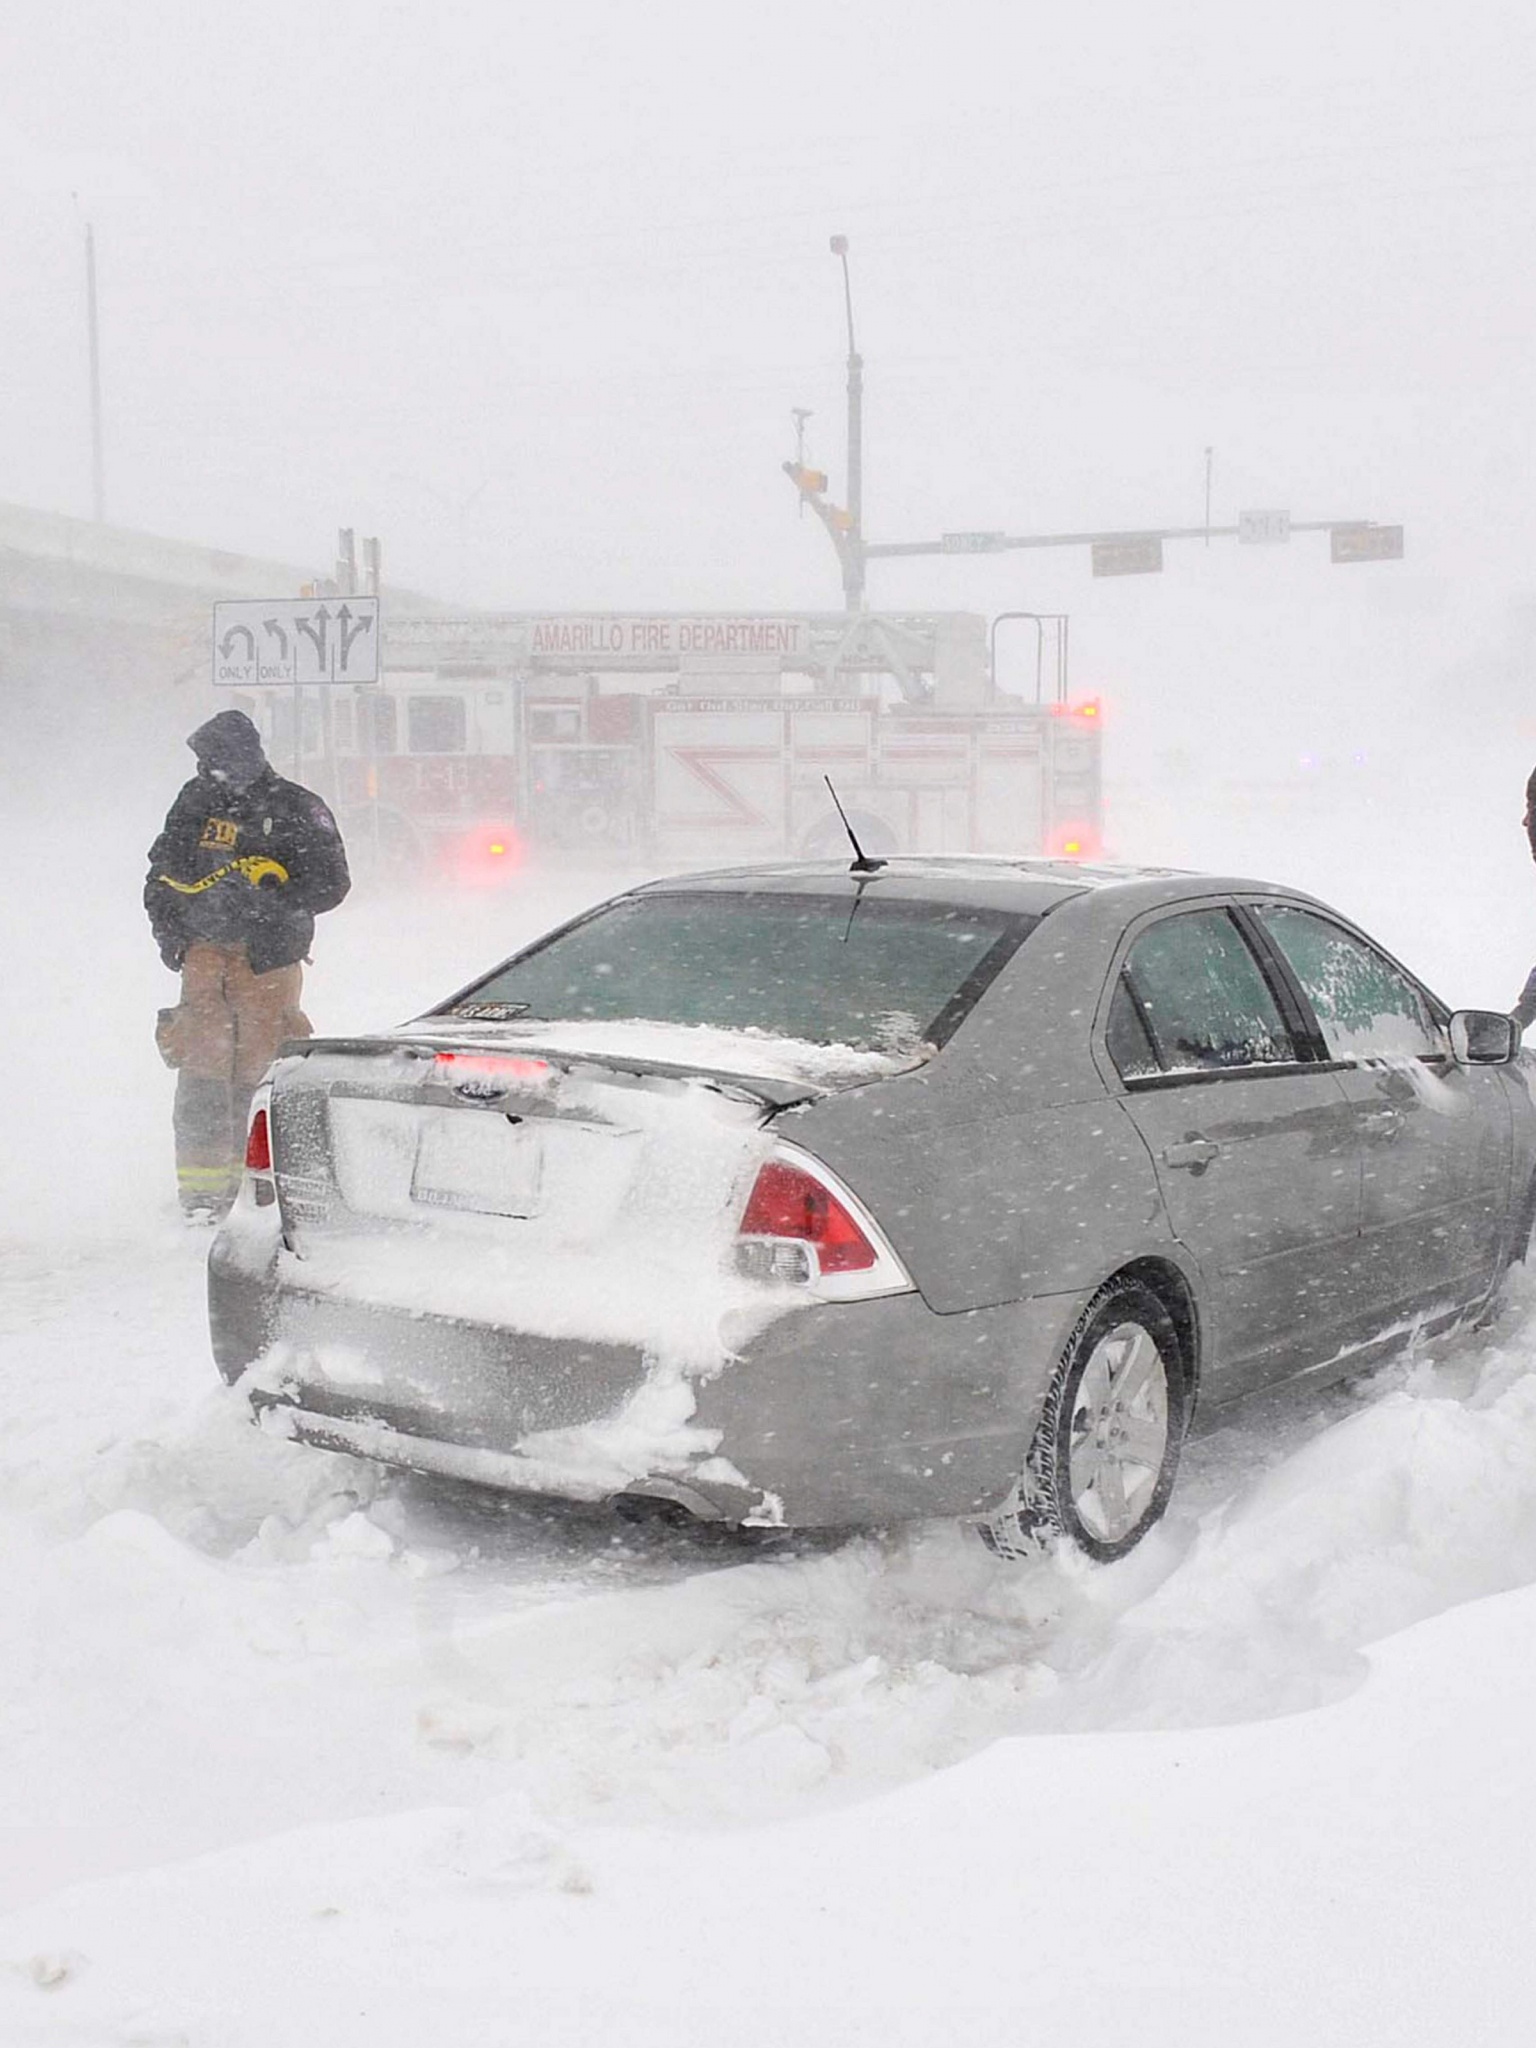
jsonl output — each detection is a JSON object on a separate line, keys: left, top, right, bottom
{"left": 735, "top": 1144, "right": 913, "bottom": 1302}
{"left": 245, "top": 1108, "right": 272, "bottom": 1173}
{"left": 741, "top": 1160, "right": 876, "bottom": 1273}
{"left": 242, "top": 1089, "right": 277, "bottom": 1208}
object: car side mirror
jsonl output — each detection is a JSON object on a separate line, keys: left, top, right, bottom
{"left": 1449, "top": 1009, "right": 1520, "bottom": 1065}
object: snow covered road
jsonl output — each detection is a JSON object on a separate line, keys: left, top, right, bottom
{"left": 8, "top": 813, "right": 1536, "bottom": 2043}
{"left": 9, "top": 1204, "right": 1536, "bottom": 2044}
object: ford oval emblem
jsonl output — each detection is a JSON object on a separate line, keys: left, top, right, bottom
{"left": 451, "top": 1076, "right": 509, "bottom": 1102}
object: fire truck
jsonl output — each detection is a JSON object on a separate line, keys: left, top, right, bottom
{"left": 241, "top": 610, "right": 1102, "bottom": 877}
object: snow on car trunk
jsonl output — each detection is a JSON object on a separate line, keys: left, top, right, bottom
{"left": 269, "top": 1023, "right": 906, "bottom": 1349}
{"left": 242, "top": 1022, "right": 913, "bottom": 1507}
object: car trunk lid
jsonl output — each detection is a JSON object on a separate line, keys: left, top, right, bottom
{"left": 262, "top": 1025, "right": 910, "bottom": 1364}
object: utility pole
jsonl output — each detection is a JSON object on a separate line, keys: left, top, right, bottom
{"left": 830, "top": 235, "right": 865, "bottom": 609}
{"left": 83, "top": 217, "right": 105, "bottom": 523}
{"left": 358, "top": 533, "right": 384, "bottom": 868}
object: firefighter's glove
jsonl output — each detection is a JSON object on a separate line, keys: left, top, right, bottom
{"left": 234, "top": 855, "right": 291, "bottom": 892}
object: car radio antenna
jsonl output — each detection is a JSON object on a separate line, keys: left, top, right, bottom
{"left": 823, "top": 776, "right": 888, "bottom": 874}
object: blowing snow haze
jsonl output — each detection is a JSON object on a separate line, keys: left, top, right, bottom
{"left": 3, "top": 0, "right": 1533, "bottom": 1035}
{"left": 3, "top": 3, "right": 1535, "bottom": 831}
{"left": 8, "top": 3, "right": 1536, "bottom": 2044}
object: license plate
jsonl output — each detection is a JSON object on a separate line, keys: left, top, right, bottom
{"left": 410, "top": 1111, "right": 542, "bottom": 1218}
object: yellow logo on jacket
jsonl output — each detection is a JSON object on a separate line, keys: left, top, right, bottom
{"left": 199, "top": 817, "right": 239, "bottom": 853}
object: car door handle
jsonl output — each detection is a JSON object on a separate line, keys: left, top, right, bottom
{"left": 1161, "top": 1137, "right": 1220, "bottom": 1171}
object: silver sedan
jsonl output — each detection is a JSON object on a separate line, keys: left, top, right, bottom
{"left": 209, "top": 860, "right": 1536, "bottom": 1559}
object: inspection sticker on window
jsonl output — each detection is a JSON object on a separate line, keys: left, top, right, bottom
{"left": 411, "top": 1110, "right": 542, "bottom": 1217}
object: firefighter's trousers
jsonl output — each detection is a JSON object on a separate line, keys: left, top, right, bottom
{"left": 166, "top": 944, "right": 306, "bottom": 1213}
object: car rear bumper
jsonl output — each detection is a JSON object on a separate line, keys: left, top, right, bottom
{"left": 208, "top": 1204, "right": 1087, "bottom": 1527}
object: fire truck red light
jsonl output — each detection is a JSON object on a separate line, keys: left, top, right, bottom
{"left": 488, "top": 842, "right": 506, "bottom": 856}
{"left": 1048, "top": 821, "right": 1100, "bottom": 861}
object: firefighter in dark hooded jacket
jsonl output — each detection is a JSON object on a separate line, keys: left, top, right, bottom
{"left": 146, "top": 709, "right": 350, "bottom": 1216}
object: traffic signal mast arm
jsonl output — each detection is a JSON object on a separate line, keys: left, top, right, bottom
{"left": 785, "top": 233, "right": 1401, "bottom": 599}
{"left": 783, "top": 460, "right": 1402, "bottom": 590}
{"left": 862, "top": 518, "right": 1376, "bottom": 558}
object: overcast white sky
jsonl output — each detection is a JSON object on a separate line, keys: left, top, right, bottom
{"left": 3, "top": 0, "right": 1535, "bottom": 765}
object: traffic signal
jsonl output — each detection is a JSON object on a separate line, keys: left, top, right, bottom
{"left": 785, "top": 461, "right": 829, "bottom": 496}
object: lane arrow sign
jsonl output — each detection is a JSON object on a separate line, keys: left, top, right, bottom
{"left": 294, "top": 605, "right": 331, "bottom": 670}
{"left": 213, "top": 595, "right": 379, "bottom": 687}
{"left": 337, "top": 603, "right": 374, "bottom": 669}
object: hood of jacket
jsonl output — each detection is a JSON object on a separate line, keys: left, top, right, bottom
{"left": 188, "top": 709, "right": 269, "bottom": 792}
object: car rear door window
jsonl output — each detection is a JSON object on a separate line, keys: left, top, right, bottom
{"left": 1106, "top": 975, "right": 1160, "bottom": 1078}
{"left": 1253, "top": 905, "right": 1443, "bottom": 1060}
{"left": 1120, "top": 909, "right": 1297, "bottom": 1074}
{"left": 447, "top": 892, "right": 1037, "bottom": 1052}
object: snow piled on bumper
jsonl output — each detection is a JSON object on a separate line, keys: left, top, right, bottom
{"left": 240, "top": 1061, "right": 804, "bottom": 1509}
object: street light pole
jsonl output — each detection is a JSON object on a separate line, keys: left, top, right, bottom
{"left": 830, "top": 234, "right": 865, "bottom": 610}
{"left": 84, "top": 219, "right": 105, "bottom": 523}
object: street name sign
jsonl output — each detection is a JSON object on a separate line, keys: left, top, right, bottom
{"left": 1091, "top": 537, "right": 1164, "bottom": 577}
{"left": 212, "top": 595, "right": 380, "bottom": 688}
{"left": 1238, "top": 509, "right": 1291, "bottom": 544}
{"left": 1330, "top": 523, "right": 1404, "bottom": 564}
{"left": 940, "top": 531, "right": 1008, "bottom": 554}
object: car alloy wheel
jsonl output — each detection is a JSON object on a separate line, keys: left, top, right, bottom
{"left": 980, "top": 1277, "right": 1187, "bottom": 1564}
{"left": 1066, "top": 1320, "right": 1171, "bottom": 1545}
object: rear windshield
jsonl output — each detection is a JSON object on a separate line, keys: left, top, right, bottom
{"left": 442, "top": 892, "right": 1037, "bottom": 1053}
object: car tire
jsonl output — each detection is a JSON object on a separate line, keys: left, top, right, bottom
{"left": 980, "top": 1277, "right": 1187, "bottom": 1564}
